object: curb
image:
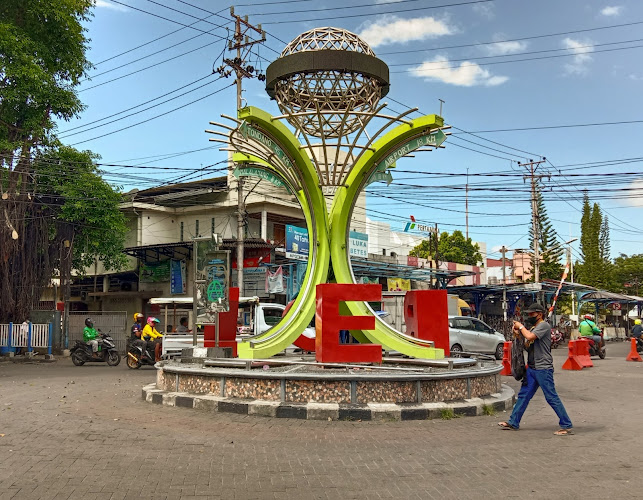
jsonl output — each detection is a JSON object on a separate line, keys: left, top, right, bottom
{"left": 142, "top": 383, "right": 515, "bottom": 421}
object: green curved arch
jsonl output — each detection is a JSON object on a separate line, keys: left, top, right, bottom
{"left": 329, "top": 114, "right": 446, "bottom": 359}
{"left": 235, "top": 107, "right": 330, "bottom": 359}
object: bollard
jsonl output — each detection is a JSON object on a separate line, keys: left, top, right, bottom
{"left": 500, "top": 341, "right": 512, "bottom": 375}
{"left": 576, "top": 338, "right": 593, "bottom": 368}
{"left": 562, "top": 340, "right": 583, "bottom": 370}
{"left": 626, "top": 338, "right": 642, "bottom": 362}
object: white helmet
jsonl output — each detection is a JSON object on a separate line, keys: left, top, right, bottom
{"left": 583, "top": 314, "right": 594, "bottom": 320}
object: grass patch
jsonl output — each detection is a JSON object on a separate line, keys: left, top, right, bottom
{"left": 440, "top": 408, "right": 455, "bottom": 420}
{"left": 482, "top": 404, "right": 496, "bottom": 416}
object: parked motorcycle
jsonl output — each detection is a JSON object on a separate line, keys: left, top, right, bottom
{"left": 126, "top": 340, "right": 156, "bottom": 369}
{"left": 70, "top": 332, "right": 121, "bottom": 366}
{"left": 551, "top": 329, "right": 564, "bottom": 349}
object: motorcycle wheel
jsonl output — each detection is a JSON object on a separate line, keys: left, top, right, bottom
{"left": 598, "top": 348, "right": 606, "bottom": 359}
{"left": 106, "top": 350, "right": 121, "bottom": 366}
{"left": 71, "top": 351, "right": 85, "bottom": 366}
{"left": 126, "top": 350, "right": 141, "bottom": 370}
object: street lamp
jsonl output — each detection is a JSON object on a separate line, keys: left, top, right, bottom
{"left": 564, "top": 238, "right": 579, "bottom": 318}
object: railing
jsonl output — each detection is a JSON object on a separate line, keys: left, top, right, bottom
{"left": 0, "top": 323, "right": 53, "bottom": 355}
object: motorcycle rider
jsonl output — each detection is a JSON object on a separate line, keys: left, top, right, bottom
{"left": 633, "top": 319, "right": 643, "bottom": 351}
{"left": 130, "top": 313, "right": 149, "bottom": 359}
{"left": 578, "top": 314, "right": 603, "bottom": 350}
{"left": 142, "top": 317, "right": 163, "bottom": 362}
{"left": 83, "top": 318, "right": 100, "bottom": 358}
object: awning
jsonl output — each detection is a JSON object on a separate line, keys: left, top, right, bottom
{"left": 123, "top": 242, "right": 193, "bottom": 262}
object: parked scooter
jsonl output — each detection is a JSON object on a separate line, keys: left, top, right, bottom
{"left": 551, "top": 328, "right": 564, "bottom": 349}
{"left": 126, "top": 340, "right": 156, "bottom": 369}
{"left": 70, "top": 332, "right": 121, "bottom": 366}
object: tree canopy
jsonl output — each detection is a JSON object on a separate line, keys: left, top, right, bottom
{"left": 410, "top": 230, "right": 482, "bottom": 266}
{"left": 577, "top": 192, "right": 613, "bottom": 289}
{"left": 0, "top": 1, "right": 127, "bottom": 321}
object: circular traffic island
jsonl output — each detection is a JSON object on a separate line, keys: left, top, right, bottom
{"left": 143, "top": 356, "right": 514, "bottom": 421}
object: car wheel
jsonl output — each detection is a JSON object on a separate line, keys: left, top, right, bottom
{"left": 451, "top": 344, "right": 463, "bottom": 358}
{"left": 495, "top": 343, "right": 504, "bottom": 360}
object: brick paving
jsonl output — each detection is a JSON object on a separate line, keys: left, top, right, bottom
{"left": 0, "top": 342, "right": 641, "bottom": 500}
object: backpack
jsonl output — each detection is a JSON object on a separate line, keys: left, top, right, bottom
{"left": 511, "top": 335, "right": 526, "bottom": 381}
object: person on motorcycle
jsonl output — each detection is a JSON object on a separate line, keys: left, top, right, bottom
{"left": 632, "top": 319, "right": 642, "bottom": 339}
{"left": 130, "top": 313, "right": 148, "bottom": 359}
{"left": 83, "top": 318, "right": 100, "bottom": 357}
{"left": 578, "top": 314, "right": 603, "bottom": 349}
{"left": 142, "top": 317, "right": 163, "bottom": 362}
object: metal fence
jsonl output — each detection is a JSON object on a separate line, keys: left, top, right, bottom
{"left": 68, "top": 311, "right": 128, "bottom": 352}
{"left": 0, "top": 323, "right": 53, "bottom": 354}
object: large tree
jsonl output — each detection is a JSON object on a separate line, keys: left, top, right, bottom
{"left": 612, "top": 253, "right": 643, "bottom": 295}
{"left": 410, "top": 230, "right": 482, "bottom": 266}
{"left": 0, "top": 1, "right": 126, "bottom": 321}
{"left": 576, "top": 192, "right": 615, "bottom": 289}
{"left": 528, "top": 183, "right": 563, "bottom": 281}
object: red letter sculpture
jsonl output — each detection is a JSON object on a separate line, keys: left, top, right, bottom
{"left": 315, "top": 283, "right": 382, "bottom": 363}
{"left": 403, "top": 290, "right": 449, "bottom": 354}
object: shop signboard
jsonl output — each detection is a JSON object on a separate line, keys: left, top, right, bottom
{"left": 140, "top": 260, "right": 171, "bottom": 283}
{"left": 349, "top": 231, "right": 368, "bottom": 258}
{"left": 170, "top": 260, "right": 186, "bottom": 295}
{"left": 285, "top": 225, "right": 309, "bottom": 261}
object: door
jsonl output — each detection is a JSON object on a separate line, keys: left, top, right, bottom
{"left": 450, "top": 317, "right": 478, "bottom": 352}
{"left": 471, "top": 319, "right": 496, "bottom": 353}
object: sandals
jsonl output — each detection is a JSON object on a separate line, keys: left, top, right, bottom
{"left": 498, "top": 421, "right": 518, "bottom": 431}
{"left": 554, "top": 428, "right": 574, "bottom": 436}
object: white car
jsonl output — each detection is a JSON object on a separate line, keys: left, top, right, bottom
{"left": 448, "top": 316, "right": 506, "bottom": 359}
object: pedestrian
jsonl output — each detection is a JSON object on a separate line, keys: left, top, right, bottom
{"left": 176, "top": 317, "right": 189, "bottom": 333}
{"left": 16, "top": 319, "right": 29, "bottom": 355}
{"left": 498, "top": 303, "right": 574, "bottom": 435}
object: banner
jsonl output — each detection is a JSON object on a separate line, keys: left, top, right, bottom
{"left": 170, "top": 260, "right": 186, "bottom": 295}
{"left": 357, "top": 276, "right": 379, "bottom": 285}
{"left": 140, "top": 260, "right": 171, "bottom": 283}
{"left": 387, "top": 278, "right": 411, "bottom": 292}
{"left": 285, "top": 225, "right": 309, "bottom": 261}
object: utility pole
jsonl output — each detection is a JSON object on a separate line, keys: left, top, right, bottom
{"left": 520, "top": 159, "right": 548, "bottom": 284}
{"left": 433, "top": 224, "right": 439, "bottom": 288}
{"left": 501, "top": 245, "right": 511, "bottom": 321}
{"left": 465, "top": 168, "right": 469, "bottom": 240}
{"left": 221, "top": 7, "right": 266, "bottom": 296}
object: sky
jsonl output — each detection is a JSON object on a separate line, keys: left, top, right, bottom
{"left": 55, "top": 0, "right": 643, "bottom": 264}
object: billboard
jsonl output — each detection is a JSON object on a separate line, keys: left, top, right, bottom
{"left": 285, "top": 225, "right": 309, "bottom": 261}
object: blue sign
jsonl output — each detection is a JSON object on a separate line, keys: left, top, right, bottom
{"left": 285, "top": 225, "right": 309, "bottom": 261}
{"left": 170, "top": 259, "right": 186, "bottom": 294}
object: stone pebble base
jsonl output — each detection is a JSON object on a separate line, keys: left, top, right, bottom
{"left": 142, "top": 383, "right": 515, "bottom": 421}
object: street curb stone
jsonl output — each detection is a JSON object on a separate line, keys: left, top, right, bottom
{"left": 141, "top": 383, "right": 515, "bottom": 421}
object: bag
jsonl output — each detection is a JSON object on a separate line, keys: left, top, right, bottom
{"left": 511, "top": 335, "right": 526, "bottom": 381}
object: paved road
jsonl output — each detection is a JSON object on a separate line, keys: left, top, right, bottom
{"left": 1, "top": 342, "right": 641, "bottom": 500}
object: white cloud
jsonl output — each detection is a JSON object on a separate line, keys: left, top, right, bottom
{"left": 410, "top": 56, "right": 508, "bottom": 87}
{"left": 562, "top": 38, "right": 594, "bottom": 75}
{"left": 600, "top": 6, "right": 623, "bottom": 16}
{"left": 358, "top": 16, "right": 454, "bottom": 48}
{"left": 484, "top": 38, "right": 528, "bottom": 56}
{"left": 472, "top": 3, "right": 495, "bottom": 19}
{"left": 95, "top": 0, "right": 129, "bottom": 12}
{"left": 622, "top": 178, "right": 643, "bottom": 207}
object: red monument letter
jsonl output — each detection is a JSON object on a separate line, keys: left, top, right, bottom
{"left": 403, "top": 290, "right": 449, "bottom": 354}
{"left": 204, "top": 287, "right": 239, "bottom": 356}
{"left": 315, "top": 283, "right": 382, "bottom": 363}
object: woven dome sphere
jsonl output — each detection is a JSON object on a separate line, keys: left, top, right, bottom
{"left": 266, "top": 27, "right": 389, "bottom": 138}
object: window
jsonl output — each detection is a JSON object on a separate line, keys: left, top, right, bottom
{"left": 180, "top": 222, "right": 184, "bottom": 242}
{"left": 263, "top": 307, "right": 284, "bottom": 327}
{"left": 454, "top": 319, "right": 473, "bottom": 330}
{"left": 195, "top": 219, "right": 200, "bottom": 237}
{"left": 473, "top": 320, "right": 492, "bottom": 333}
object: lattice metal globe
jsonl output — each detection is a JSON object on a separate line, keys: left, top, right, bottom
{"left": 266, "top": 27, "right": 390, "bottom": 138}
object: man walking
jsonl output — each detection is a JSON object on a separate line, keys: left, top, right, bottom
{"left": 498, "top": 303, "right": 573, "bottom": 435}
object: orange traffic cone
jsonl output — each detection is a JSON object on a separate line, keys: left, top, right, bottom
{"left": 626, "top": 338, "right": 642, "bottom": 362}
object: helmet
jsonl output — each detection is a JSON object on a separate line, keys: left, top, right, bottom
{"left": 147, "top": 316, "right": 160, "bottom": 325}
{"left": 133, "top": 312, "right": 144, "bottom": 321}
{"left": 583, "top": 314, "right": 594, "bottom": 320}
{"left": 636, "top": 319, "right": 642, "bottom": 325}
{"left": 153, "top": 317, "right": 160, "bottom": 324}
{"left": 85, "top": 318, "right": 93, "bottom": 328}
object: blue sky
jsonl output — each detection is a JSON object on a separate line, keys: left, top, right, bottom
{"left": 57, "top": 0, "right": 643, "bottom": 263}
